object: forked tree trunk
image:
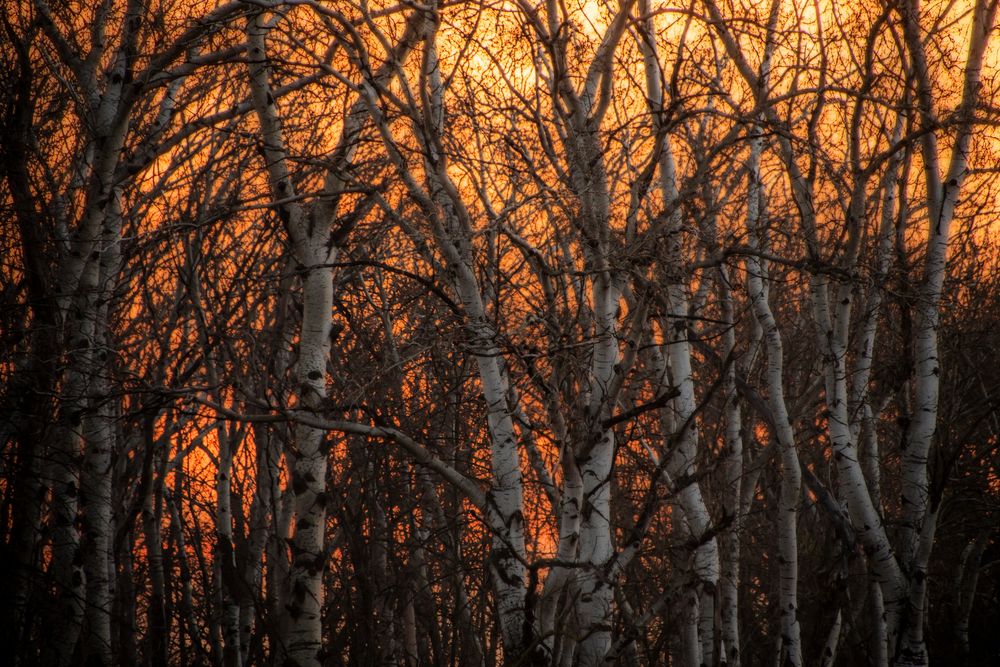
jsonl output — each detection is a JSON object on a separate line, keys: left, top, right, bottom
{"left": 246, "top": 7, "right": 428, "bottom": 661}
{"left": 246, "top": 16, "right": 334, "bottom": 662}
{"left": 894, "top": 2, "right": 997, "bottom": 662}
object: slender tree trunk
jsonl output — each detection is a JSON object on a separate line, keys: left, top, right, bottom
{"left": 115, "top": 530, "right": 137, "bottom": 667}
{"left": 413, "top": 467, "right": 485, "bottom": 667}
{"left": 954, "top": 530, "right": 990, "bottom": 659}
{"left": 720, "top": 268, "right": 743, "bottom": 667}
{"left": 246, "top": 8, "right": 430, "bottom": 660}
{"left": 819, "top": 610, "right": 842, "bottom": 667}
{"left": 81, "top": 359, "right": 115, "bottom": 666}
{"left": 244, "top": 422, "right": 281, "bottom": 661}
{"left": 540, "top": 451, "right": 582, "bottom": 652}
{"left": 79, "top": 193, "right": 122, "bottom": 666}
{"left": 246, "top": 16, "right": 336, "bottom": 664}
{"left": 745, "top": 129, "right": 803, "bottom": 667}
{"left": 636, "top": 11, "right": 722, "bottom": 659}
{"left": 573, "top": 272, "right": 620, "bottom": 667}
{"left": 141, "top": 454, "right": 168, "bottom": 667}
{"left": 282, "top": 265, "right": 334, "bottom": 666}
{"left": 871, "top": 578, "right": 889, "bottom": 667}
{"left": 215, "top": 428, "right": 242, "bottom": 667}
{"left": 896, "top": 508, "right": 939, "bottom": 666}
{"left": 44, "top": 271, "right": 101, "bottom": 666}
{"left": 894, "top": 5, "right": 996, "bottom": 662}
{"left": 380, "top": 24, "right": 529, "bottom": 658}
{"left": 167, "top": 488, "right": 201, "bottom": 664}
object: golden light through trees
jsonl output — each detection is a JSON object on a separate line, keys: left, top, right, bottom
{"left": 2, "top": 0, "right": 1000, "bottom": 665}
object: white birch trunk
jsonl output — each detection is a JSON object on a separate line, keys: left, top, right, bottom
{"left": 361, "top": 21, "right": 530, "bottom": 657}
{"left": 30, "top": 4, "right": 138, "bottom": 660}
{"left": 246, "top": 16, "right": 334, "bottom": 664}
{"left": 81, "top": 367, "right": 114, "bottom": 666}
{"left": 871, "top": 578, "right": 889, "bottom": 667}
{"left": 897, "top": 0, "right": 996, "bottom": 578}
{"left": 720, "top": 268, "right": 743, "bottom": 667}
{"left": 819, "top": 610, "right": 842, "bottom": 667}
{"left": 44, "top": 221, "right": 108, "bottom": 666}
{"left": 141, "top": 453, "right": 169, "bottom": 667}
{"left": 79, "top": 204, "right": 121, "bottom": 666}
{"left": 215, "top": 429, "right": 242, "bottom": 667}
{"left": 635, "top": 9, "right": 722, "bottom": 659}
{"left": 953, "top": 530, "right": 990, "bottom": 658}
{"left": 896, "top": 507, "right": 939, "bottom": 666}
{"left": 745, "top": 130, "right": 803, "bottom": 666}
{"left": 244, "top": 420, "right": 282, "bottom": 659}
{"left": 894, "top": 4, "right": 997, "bottom": 661}
{"left": 452, "top": 268, "right": 527, "bottom": 656}
{"left": 540, "top": 450, "right": 582, "bottom": 650}
{"left": 283, "top": 263, "right": 334, "bottom": 667}
{"left": 568, "top": 8, "right": 641, "bottom": 663}
{"left": 245, "top": 5, "right": 429, "bottom": 659}
{"left": 573, "top": 270, "right": 620, "bottom": 667}
{"left": 44, "top": 397, "right": 86, "bottom": 667}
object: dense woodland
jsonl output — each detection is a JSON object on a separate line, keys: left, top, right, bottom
{"left": 2, "top": 0, "right": 1000, "bottom": 665}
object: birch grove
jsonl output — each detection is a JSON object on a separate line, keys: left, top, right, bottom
{"left": 2, "top": 0, "right": 1000, "bottom": 665}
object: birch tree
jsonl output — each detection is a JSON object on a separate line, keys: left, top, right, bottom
{"left": 1, "top": 0, "right": 1000, "bottom": 664}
